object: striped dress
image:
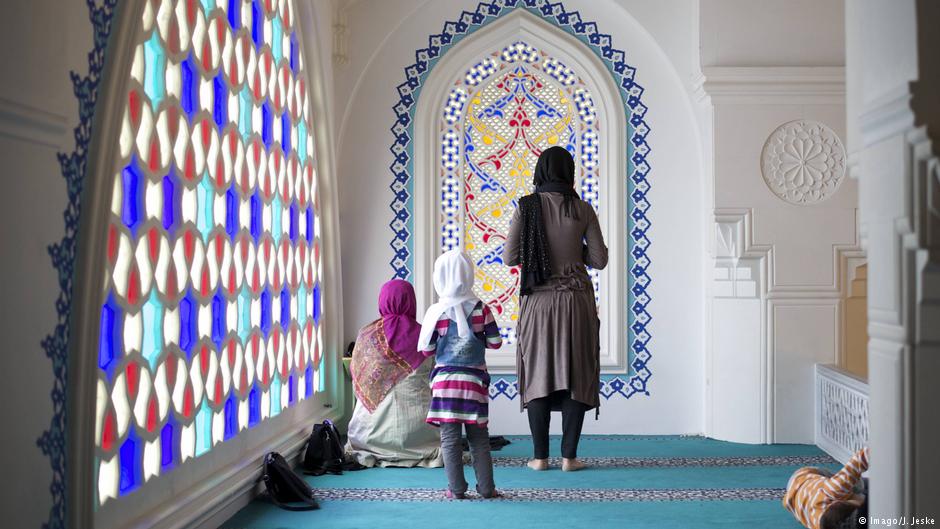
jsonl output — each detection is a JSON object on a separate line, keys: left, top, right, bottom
{"left": 783, "top": 447, "right": 869, "bottom": 529}
{"left": 422, "top": 302, "right": 502, "bottom": 425}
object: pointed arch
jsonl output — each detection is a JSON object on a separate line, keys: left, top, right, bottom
{"left": 389, "top": 1, "right": 651, "bottom": 393}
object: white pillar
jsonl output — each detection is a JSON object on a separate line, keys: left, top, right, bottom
{"left": 847, "top": 0, "right": 940, "bottom": 517}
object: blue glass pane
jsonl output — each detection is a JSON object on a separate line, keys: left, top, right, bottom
{"left": 98, "top": 295, "right": 121, "bottom": 378}
{"left": 118, "top": 429, "right": 141, "bottom": 495}
{"left": 248, "top": 385, "right": 260, "bottom": 427}
{"left": 281, "top": 112, "right": 291, "bottom": 153}
{"left": 195, "top": 399, "right": 212, "bottom": 457}
{"left": 305, "top": 364, "right": 313, "bottom": 398}
{"left": 162, "top": 170, "right": 177, "bottom": 231}
{"left": 160, "top": 418, "right": 176, "bottom": 471}
{"left": 142, "top": 291, "right": 164, "bottom": 370}
{"left": 249, "top": 191, "right": 262, "bottom": 241}
{"left": 211, "top": 292, "right": 226, "bottom": 348}
{"left": 297, "top": 120, "right": 307, "bottom": 164}
{"left": 251, "top": 0, "right": 263, "bottom": 47}
{"left": 280, "top": 285, "right": 290, "bottom": 327}
{"left": 260, "top": 288, "right": 272, "bottom": 337}
{"left": 288, "top": 374, "right": 296, "bottom": 405}
{"left": 312, "top": 281, "right": 321, "bottom": 326}
{"left": 179, "top": 290, "right": 197, "bottom": 357}
{"left": 305, "top": 206, "right": 314, "bottom": 243}
{"left": 271, "top": 194, "right": 282, "bottom": 245}
{"left": 121, "top": 158, "right": 143, "bottom": 234}
{"left": 200, "top": 0, "right": 216, "bottom": 14}
{"left": 227, "top": 0, "right": 241, "bottom": 30}
{"left": 271, "top": 16, "right": 283, "bottom": 63}
{"left": 270, "top": 377, "right": 281, "bottom": 416}
{"left": 224, "top": 395, "right": 238, "bottom": 440}
{"left": 238, "top": 86, "right": 253, "bottom": 140}
{"left": 225, "top": 186, "right": 239, "bottom": 238}
{"left": 213, "top": 71, "right": 228, "bottom": 127}
{"left": 143, "top": 33, "right": 167, "bottom": 111}
{"left": 181, "top": 55, "right": 198, "bottom": 118}
{"left": 197, "top": 174, "right": 214, "bottom": 242}
{"left": 261, "top": 101, "right": 273, "bottom": 149}
{"left": 318, "top": 355, "right": 325, "bottom": 393}
{"left": 297, "top": 285, "right": 307, "bottom": 327}
{"left": 288, "top": 202, "right": 298, "bottom": 243}
{"left": 237, "top": 286, "right": 251, "bottom": 341}
{"left": 289, "top": 31, "right": 299, "bottom": 73}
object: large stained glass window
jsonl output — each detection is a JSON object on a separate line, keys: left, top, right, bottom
{"left": 94, "top": 0, "right": 324, "bottom": 505}
{"left": 440, "top": 42, "right": 601, "bottom": 345}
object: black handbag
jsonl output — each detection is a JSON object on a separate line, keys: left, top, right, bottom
{"left": 261, "top": 452, "right": 319, "bottom": 511}
{"left": 302, "top": 420, "right": 346, "bottom": 476}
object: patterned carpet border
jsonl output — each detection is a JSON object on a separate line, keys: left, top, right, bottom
{"left": 502, "top": 435, "right": 706, "bottom": 442}
{"left": 490, "top": 455, "right": 837, "bottom": 468}
{"left": 312, "top": 487, "right": 786, "bottom": 502}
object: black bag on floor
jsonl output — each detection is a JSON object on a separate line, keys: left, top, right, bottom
{"left": 302, "top": 419, "right": 367, "bottom": 475}
{"left": 302, "top": 420, "right": 347, "bottom": 475}
{"left": 261, "top": 452, "right": 319, "bottom": 511}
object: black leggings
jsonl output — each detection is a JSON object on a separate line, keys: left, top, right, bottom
{"left": 526, "top": 391, "right": 590, "bottom": 459}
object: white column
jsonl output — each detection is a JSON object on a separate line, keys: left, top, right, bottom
{"left": 847, "top": 0, "right": 940, "bottom": 517}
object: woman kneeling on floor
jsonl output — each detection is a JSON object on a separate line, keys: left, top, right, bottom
{"left": 345, "top": 280, "right": 443, "bottom": 468}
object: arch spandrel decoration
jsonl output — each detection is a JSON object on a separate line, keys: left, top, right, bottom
{"left": 390, "top": 1, "right": 651, "bottom": 399}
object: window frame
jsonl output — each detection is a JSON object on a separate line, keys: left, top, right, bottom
{"left": 65, "top": 1, "right": 346, "bottom": 527}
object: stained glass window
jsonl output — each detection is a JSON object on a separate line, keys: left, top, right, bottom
{"left": 94, "top": 0, "right": 325, "bottom": 505}
{"left": 440, "top": 42, "right": 601, "bottom": 345}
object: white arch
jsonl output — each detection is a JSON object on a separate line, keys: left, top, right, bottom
{"left": 412, "top": 10, "right": 628, "bottom": 372}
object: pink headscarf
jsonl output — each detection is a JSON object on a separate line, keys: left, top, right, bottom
{"left": 378, "top": 280, "right": 425, "bottom": 370}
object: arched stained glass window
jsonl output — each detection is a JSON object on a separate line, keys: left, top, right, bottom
{"left": 440, "top": 41, "right": 601, "bottom": 345}
{"left": 94, "top": 0, "right": 324, "bottom": 505}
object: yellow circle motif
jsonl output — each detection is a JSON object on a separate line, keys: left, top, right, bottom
{"left": 548, "top": 135, "right": 559, "bottom": 145}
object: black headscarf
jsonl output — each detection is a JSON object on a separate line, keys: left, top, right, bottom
{"left": 518, "top": 147, "right": 581, "bottom": 295}
{"left": 532, "top": 146, "right": 580, "bottom": 220}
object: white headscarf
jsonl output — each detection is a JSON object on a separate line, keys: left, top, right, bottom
{"left": 417, "top": 249, "right": 480, "bottom": 351}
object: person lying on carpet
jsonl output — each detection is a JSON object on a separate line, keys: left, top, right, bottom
{"left": 418, "top": 249, "right": 503, "bottom": 500}
{"left": 783, "top": 447, "right": 869, "bottom": 529}
{"left": 345, "top": 280, "right": 443, "bottom": 468}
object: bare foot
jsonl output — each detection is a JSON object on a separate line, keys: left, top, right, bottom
{"left": 562, "top": 458, "right": 587, "bottom": 472}
{"left": 527, "top": 458, "right": 549, "bottom": 471}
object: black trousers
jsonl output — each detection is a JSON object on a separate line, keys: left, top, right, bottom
{"left": 526, "top": 391, "right": 590, "bottom": 459}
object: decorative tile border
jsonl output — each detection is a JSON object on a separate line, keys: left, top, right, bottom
{"left": 38, "top": 1, "right": 118, "bottom": 528}
{"left": 489, "top": 375, "right": 646, "bottom": 400}
{"left": 491, "top": 455, "right": 838, "bottom": 468}
{"left": 388, "top": 0, "right": 652, "bottom": 400}
{"left": 312, "top": 487, "right": 785, "bottom": 502}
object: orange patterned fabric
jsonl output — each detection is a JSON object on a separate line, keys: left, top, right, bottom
{"left": 350, "top": 319, "right": 414, "bottom": 413}
{"left": 783, "top": 447, "right": 869, "bottom": 529}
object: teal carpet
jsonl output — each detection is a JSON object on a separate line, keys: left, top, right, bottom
{"left": 222, "top": 436, "right": 837, "bottom": 529}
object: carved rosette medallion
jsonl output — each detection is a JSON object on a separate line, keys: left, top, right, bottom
{"left": 761, "top": 120, "right": 846, "bottom": 205}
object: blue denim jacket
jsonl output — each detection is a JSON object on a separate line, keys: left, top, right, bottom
{"left": 434, "top": 317, "right": 486, "bottom": 367}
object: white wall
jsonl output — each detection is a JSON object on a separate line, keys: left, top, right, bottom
{"left": 0, "top": 1, "right": 92, "bottom": 526}
{"left": 333, "top": 0, "right": 706, "bottom": 435}
{"left": 700, "top": 0, "right": 844, "bottom": 67}
{"left": 699, "top": 0, "right": 857, "bottom": 444}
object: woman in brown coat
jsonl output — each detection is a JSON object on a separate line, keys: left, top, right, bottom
{"left": 503, "top": 146, "right": 608, "bottom": 472}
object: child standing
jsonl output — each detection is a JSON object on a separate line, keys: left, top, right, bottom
{"left": 417, "top": 249, "right": 503, "bottom": 499}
